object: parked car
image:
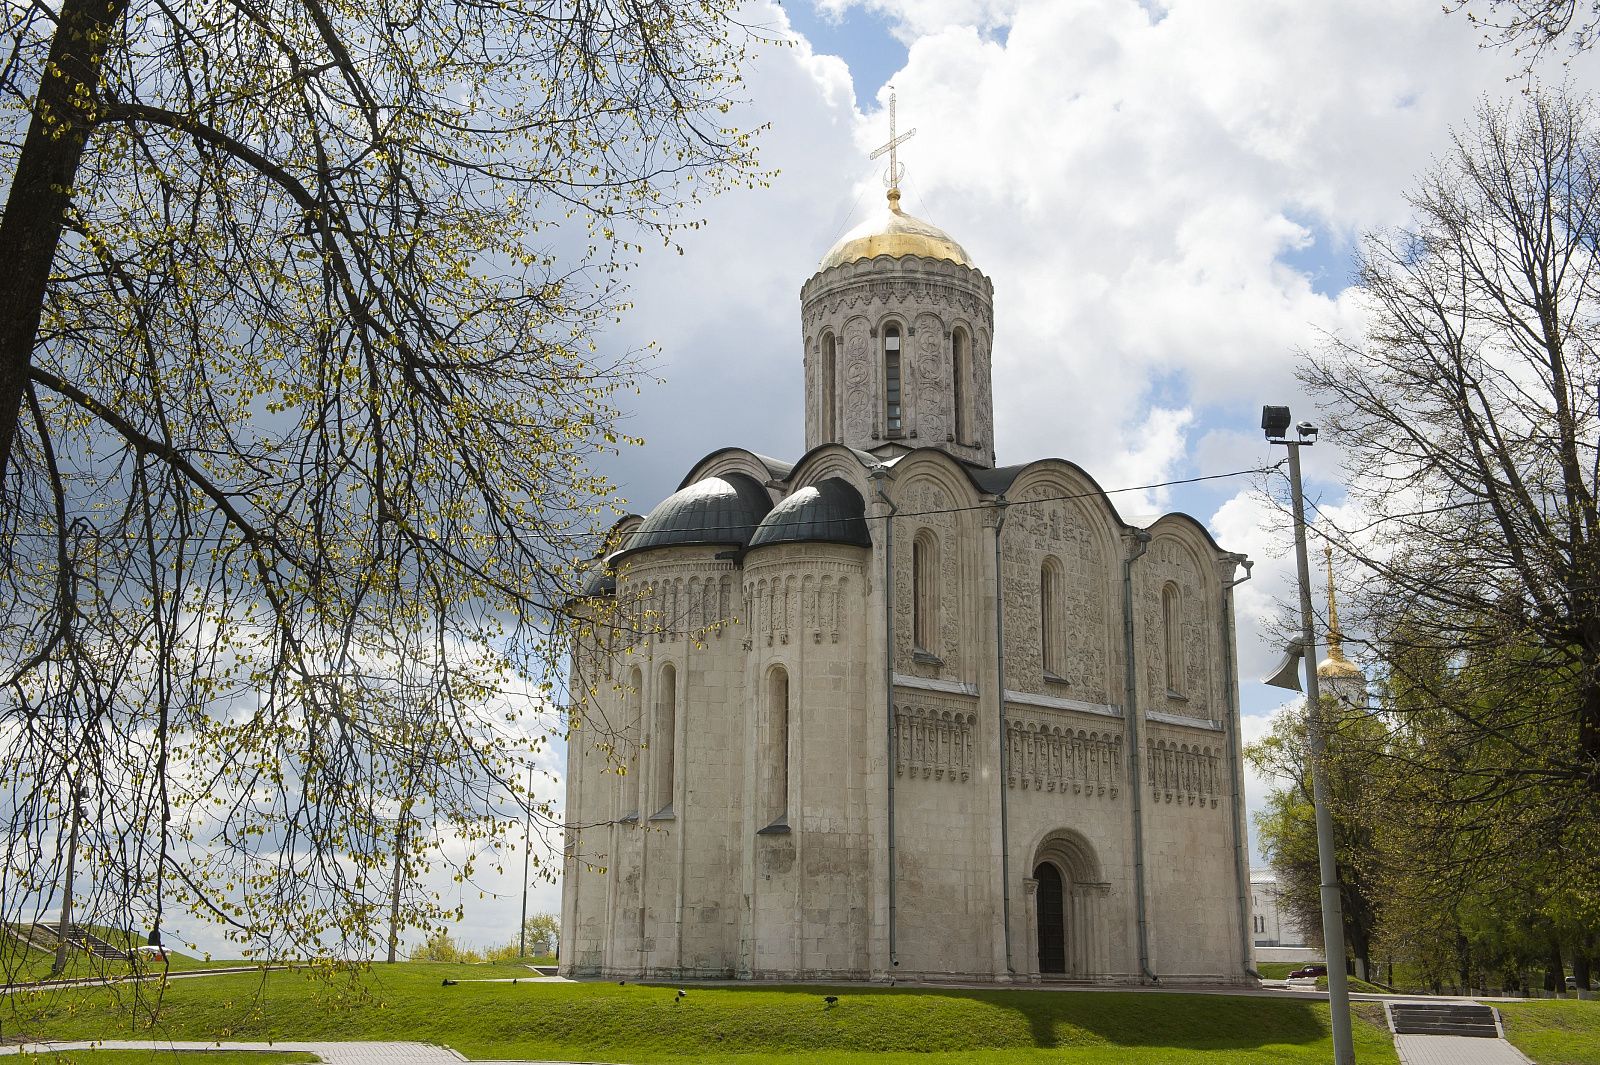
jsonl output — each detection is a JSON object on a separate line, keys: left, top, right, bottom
{"left": 1567, "top": 976, "right": 1579, "bottom": 990}
{"left": 1289, "top": 964, "right": 1328, "bottom": 980}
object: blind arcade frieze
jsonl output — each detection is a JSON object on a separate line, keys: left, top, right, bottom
{"left": 894, "top": 696, "right": 976, "bottom": 782}
{"left": 1006, "top": 716, "right": 1122, "bottom": 799}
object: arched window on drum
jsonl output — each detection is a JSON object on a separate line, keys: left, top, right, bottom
{"left": 883, "top": 324, "right": 903, "bottom": 434}
{"left": 952, "top": 327, "right": 970, "bottom": 443}
{"left": 820, "top": 332, "right": 838, "bottom": 441}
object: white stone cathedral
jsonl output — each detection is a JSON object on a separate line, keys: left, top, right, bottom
{"left": 559, "top": 173, "right": 1256, "bottom": 985}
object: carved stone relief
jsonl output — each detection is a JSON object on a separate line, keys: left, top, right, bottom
{"left": 895, "top": 478, "right": 962, "bottom": 673}
{"left": 1142, "top": 538, "right": 1212, "bottom": 718}
{"left": 1002, "top": 486, "right": 1110, "bottom": 702}
{"left": 974, "top": 329, "right": 993, "bottom": 451}
{"left": 843, "top": 318, "right": 872, "bottom": 442}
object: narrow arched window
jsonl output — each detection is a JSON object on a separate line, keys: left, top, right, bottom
{"left": 764, "top": 666, "right": 790, "bottom": 826}
{"left": 1162, "top": 583, "right": 1184, "bottom": 694}
{"left": 913, "top": 531, "right": 937, "bottom": 653}
{"left": 1041, "top": 558, "right": 1062, "bottom": 677}
{"left": 952, "top": 328, "right": 969, "bottom": 443}
{"left": 821, "top": 333, "right": 838, "bottom": 441}
{"left": 883, "top": 324, "right": 903, "bottom": 434}
{"left": 653, "top": 663, "right": 677, "bottom": 814}
{"left": 624, "top": 666, "right": 642, "bottom": 818}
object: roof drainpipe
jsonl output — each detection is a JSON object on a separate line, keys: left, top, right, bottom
{"left": 1221, "top": 554, "right": 1257, "bottom": 981}
{"left": 1121, "top": 529, "right": 1158, "bottom": 986}
{"left": 992, "top": 496, "right": 1014, "bottom": 977}
{"left": 872, "top": 468, "right": 900, "bottom": 976}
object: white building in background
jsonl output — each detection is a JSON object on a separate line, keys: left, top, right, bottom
{"left": 1250, "top": 867, "right": 1310, "bottom": 947}
{"left": 558, "top": 157, "right": 1258, "bottom": 985}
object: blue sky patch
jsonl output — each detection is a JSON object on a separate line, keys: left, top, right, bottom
{"left": 1279, "top": 215, "right": 1357, "bottom": 298}
{"left": 783, "top": 1, "right": 908, "bottom": 100}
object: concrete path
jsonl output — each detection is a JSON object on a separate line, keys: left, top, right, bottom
{"left": 1395, "top": 1033, "right": 1532, "bottom": 1065}
{"left": 0, "top": 1041, "right": 609, "bottom": 1065}
{"left": 2, "top": 968, "right": 288, "bottom": 996}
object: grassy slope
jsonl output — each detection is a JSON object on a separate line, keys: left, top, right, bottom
{"left": 2, "top": 948, "right": 238, "bottom": 986}
{"left": 1, "top": 962, "right": 1400, "bottom": 1065}
{"left": 19, "top": 1049, "right": 315, "bottom": 1055}
{"left": 1499, "top": 1000, "right": 1600, "bottom": 1065}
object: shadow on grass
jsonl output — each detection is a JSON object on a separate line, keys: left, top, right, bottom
{"left": 574, "top": 980, "right": 1335, "bottom": 1056}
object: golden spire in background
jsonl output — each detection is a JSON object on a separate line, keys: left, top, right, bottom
{"left": 1319, "top": 542, "right": 1361, "bottom": 679}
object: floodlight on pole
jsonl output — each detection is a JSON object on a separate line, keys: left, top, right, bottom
{"left": 1261, "top": 404, "right": 1356, "bottom": 1065}
{"left": 1261, "top": 405, "right": 1292, "bottom": 440}
{"left": 1263, "top": 639, "right": 1306, "bottom": 692}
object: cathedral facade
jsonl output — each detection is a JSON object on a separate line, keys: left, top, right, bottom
{"left": 558, "top": 186, "right": 1256, "bottom": 985}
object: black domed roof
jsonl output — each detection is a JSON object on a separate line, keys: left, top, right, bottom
{"left": 616, "top": 473, "right": 773, "bottom": 560}
{"left": 748, "top": 478, "right": 872, "bottom": 550}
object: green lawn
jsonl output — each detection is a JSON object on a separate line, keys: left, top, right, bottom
{"left": 0, "top": 962, "right": 1400, "bottom": 1064}
{"left": 1253, "top": 962, "right": 1298, "bottom": 980}
{"left": 1499, "top": 1000, "right": 1600, "bottom": 1065}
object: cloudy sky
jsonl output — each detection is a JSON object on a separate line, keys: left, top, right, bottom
{"left": 381, "top": 0, "right": 1595, "bottom": 955}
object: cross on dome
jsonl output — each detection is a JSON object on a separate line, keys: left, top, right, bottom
{"left": 868, "top": 89, "right": 916, "bottom": 210}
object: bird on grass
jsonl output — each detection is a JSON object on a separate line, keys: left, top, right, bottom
{"left": 441, "top": 979, "right": 457, "bottom": 987}
{"left": 823, "top": 995, "right": 839, "bottom": 1009}
{"left": 676, "top": 989, "right": 687, "bottom": 1002}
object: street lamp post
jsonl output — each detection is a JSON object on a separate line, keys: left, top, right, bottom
{"left": 1262, "top": 405, "right": 1355, "bottom": 1065}
{"left": 520, "top": 761, "right": 533, "bottom": 958}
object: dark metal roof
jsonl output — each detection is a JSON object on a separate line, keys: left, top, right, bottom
{"left": 675, "top": 449, "right": 796, "bottom": 491}
{"left": 748, "top": 478, "right": 872, "bottom": 550}
{"left": 614, "top": 472, "right": 773, "bottom": 560}
{"left": 579, "top": 565, "right": 616, "bottom": 598}
{"left": 967, "top": 462, "right": 1034, "bottom": 496}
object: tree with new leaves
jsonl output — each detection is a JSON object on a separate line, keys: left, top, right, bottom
{"left": 0, "top": 0, "right": 767, "bottom": 974}
{"left": 1296, "top": 87, "right": 1600, "bottom": 989}
{"left": 1247, "top": 701, "right": 1385, "bottom": 977}
{"left": 1449, "top": 0, "right": 1600, "bottom": 62}
{"left": 1304, "top": 87, "right": 1600, "bottom": 802}
{"left": 523, "top": 912, "right": 559, "bottom": 956}
{"left": 1364, "top": 627, "right": 1600, "bottom": 991}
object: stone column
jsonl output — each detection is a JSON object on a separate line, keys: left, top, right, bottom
{"left": 1077, "top": 889, "right": 1090, "bottom": 976}
{"left": 1023, "top": 877, "right": 1040, "bottom": 982}
{"left": 1090, "top": 883, "right": 1111, "bottom": 977}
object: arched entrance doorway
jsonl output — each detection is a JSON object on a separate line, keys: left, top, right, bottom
{"left": 1026, "top": 829, "right": 1108, "bottom": 981}
{"left": 1034, "top": 862, "right": 1066, "bottom": 974}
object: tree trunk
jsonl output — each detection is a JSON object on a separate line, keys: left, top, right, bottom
{"left": 1545, "top": 938, "right": 1564, "bottom": 992}
{"left": 0, "top": 0, "right": 127, "bottom": 475}
{"left": 1573, "top": 944, "right": 1591, "bottom": 991}
{"left": 48, "top": 792, "right": 81, "bottom": 978}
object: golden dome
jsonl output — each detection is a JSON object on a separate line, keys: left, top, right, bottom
{"left": 819, "top": 190, "right": 975, "bottom": 272}
{"left": 1317, "top": 654, "right": 1364, "bottom": 681}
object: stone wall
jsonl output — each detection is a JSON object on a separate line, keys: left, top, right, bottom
{"left": 742, "top": 543, "right": 874, "bottom": 979}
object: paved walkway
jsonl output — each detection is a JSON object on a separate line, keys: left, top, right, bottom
{"left": 1395, "top": 1033, "right": 1532, "bottom": 1065}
